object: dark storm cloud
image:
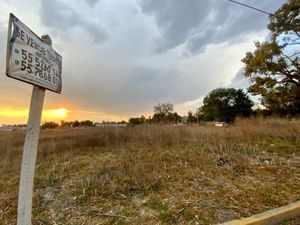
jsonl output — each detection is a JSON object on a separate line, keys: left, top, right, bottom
{"left": 40, "top": 0, "right": 107, "bottom": 43}
{"left": 140, "top": 0, "right": 213, "bottom": 53}
{"left": 140, "top": 0, "right": 286, "bottom": 54}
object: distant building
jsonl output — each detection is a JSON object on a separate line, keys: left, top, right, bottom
{"left": 215, "top": 122, "right": 229, "bottom": 127}
{"left": 94, "top": 122, "right": 127, "bottom": 127}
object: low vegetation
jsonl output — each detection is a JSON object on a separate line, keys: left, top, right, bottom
{"left": 0, "top": 118, "right": 300, "bottom": 224}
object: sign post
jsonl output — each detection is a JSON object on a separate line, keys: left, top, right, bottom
{"left": 5, "top": 13, "right": 62, "bottom": 225}
{"left": 17, "top": 85, "right": 45, "bottom": 225}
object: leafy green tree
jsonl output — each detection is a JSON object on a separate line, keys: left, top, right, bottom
{"left": 261, "top": 85, "right": 300, "bottom": 115}
{"left": 242, "top": 0, "right": 300, "bottom": 115}
{"left": 200, "top": 88, "right": 253, "bottom": 122}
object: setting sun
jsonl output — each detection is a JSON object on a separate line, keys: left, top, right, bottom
{"left": 42, "top": 108, "right": 69, "bottom": 120}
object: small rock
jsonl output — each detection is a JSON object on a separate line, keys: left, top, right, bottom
{"left": 217, "top": 158, "right": 229, "bottom": 166}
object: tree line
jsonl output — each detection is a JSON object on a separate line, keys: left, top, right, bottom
{"left": 42, "top": 120, "right": 94, "bottom": 129}
{"left": 42, "top": 120, "right": 128, "bottom": 129}
{"left": 129, "top": 88, "right": 253, "bottom": 125}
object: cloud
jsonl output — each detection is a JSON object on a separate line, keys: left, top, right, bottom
{"left": 0, "top": 0, "right": 288, "bottom": 123}
{"left": 140, "top": 0, "right": 213, "bottom": 53}
{"left": 40, "top": 0, "right": 107, "bottom": 43}
{"left": 175, "top": 96, "right": 204, "bottom": 114}
{"left": 63, "top": 41, "right": 255, "bottom": 116}
{"left": 139, "top": 0, "right": 286, "bottom": 54}
{"left": 59, "top": 63, "right": 185, "bottom": 115}
{"left": 85, "top": 0, "right": 101, "bottom": 7}
{"left": 226, "top": 67, "right": 250, "bottom": 89}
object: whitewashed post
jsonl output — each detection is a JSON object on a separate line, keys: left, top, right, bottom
{"left": 17, "top": 34, "right": 53, "bottom": 225}
{"left": 17, "top": 85, "right": 45, "bottom": 225}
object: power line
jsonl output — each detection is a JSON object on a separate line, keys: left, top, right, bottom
{"left": 228, "top": 0, "right": 275, "bottom": 17}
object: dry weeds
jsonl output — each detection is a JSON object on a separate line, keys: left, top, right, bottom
{"left": 0, "top": 118, "right": 300, "bottom": 224}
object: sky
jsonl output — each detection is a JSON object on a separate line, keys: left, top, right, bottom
{"left": 0, "top": 0, "right": 287, "bottom": 124}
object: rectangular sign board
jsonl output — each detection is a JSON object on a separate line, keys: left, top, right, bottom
{"left": 6, "top": 13, "right": 62, "bottom": 93}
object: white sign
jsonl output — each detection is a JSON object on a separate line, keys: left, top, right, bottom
{"left": 6, "top": 13, "right": 62, "bottom": 93}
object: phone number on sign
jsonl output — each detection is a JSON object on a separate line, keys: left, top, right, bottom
{"left": 16, "top": 48, "right": 59, "bottom": 85}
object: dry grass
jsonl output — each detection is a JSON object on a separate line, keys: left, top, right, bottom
{"left": 0, "top": 118, "right": 300, "bottom": 224}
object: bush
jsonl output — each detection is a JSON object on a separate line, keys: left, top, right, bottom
{"left": 42, "top": 121, "right": 59, "bottom": 129}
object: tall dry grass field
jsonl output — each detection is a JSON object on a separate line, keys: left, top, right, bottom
{"left": 0, "top": 118, "right": 300, "bottom": 224}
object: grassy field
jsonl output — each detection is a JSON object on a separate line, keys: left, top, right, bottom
{"left": 0, "top": 118, "right": 300, "bottom": 224}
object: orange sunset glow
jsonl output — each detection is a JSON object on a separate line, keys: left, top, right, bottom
{"left": 0, "top": 107, "right": 129, "bottom": 125}
{"left": 0, "top": 107, "right": 69, "bottom": 124}
{"left": 42, "top": 108, "right": 69, "bottom": 119}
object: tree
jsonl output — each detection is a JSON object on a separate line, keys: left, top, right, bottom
{"left": 153, "top": 102, "right": 174, "bottom": 123}
{"left": 42, "top": 121, "right": 59, "bottom": 129}
{"left": 166, "top": 112, "right": 182, "bottom": 123}
{"left": 186, "top": 111, "right": 197, "bottom": 124}
{"left": 80, "top": 120, "right": 94, "bottom": 127}
{"left": 73, "top": 120, "right": 80, "bottom": 127}
{"left": 128, "top": 117, "right": 144, "bottom": 125}
{"left": 200, "top": 88, "right": 253, "bottom": 122}
{"left": 60, "top": 120, "right": 66, "bottom": 127}
{"left": 242, "top": 0, "right": 300, "bottom": 115}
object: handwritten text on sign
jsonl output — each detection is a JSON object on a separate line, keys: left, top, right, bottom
{"left": 6, "top": 14, "right": 62, "bottom": 93}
